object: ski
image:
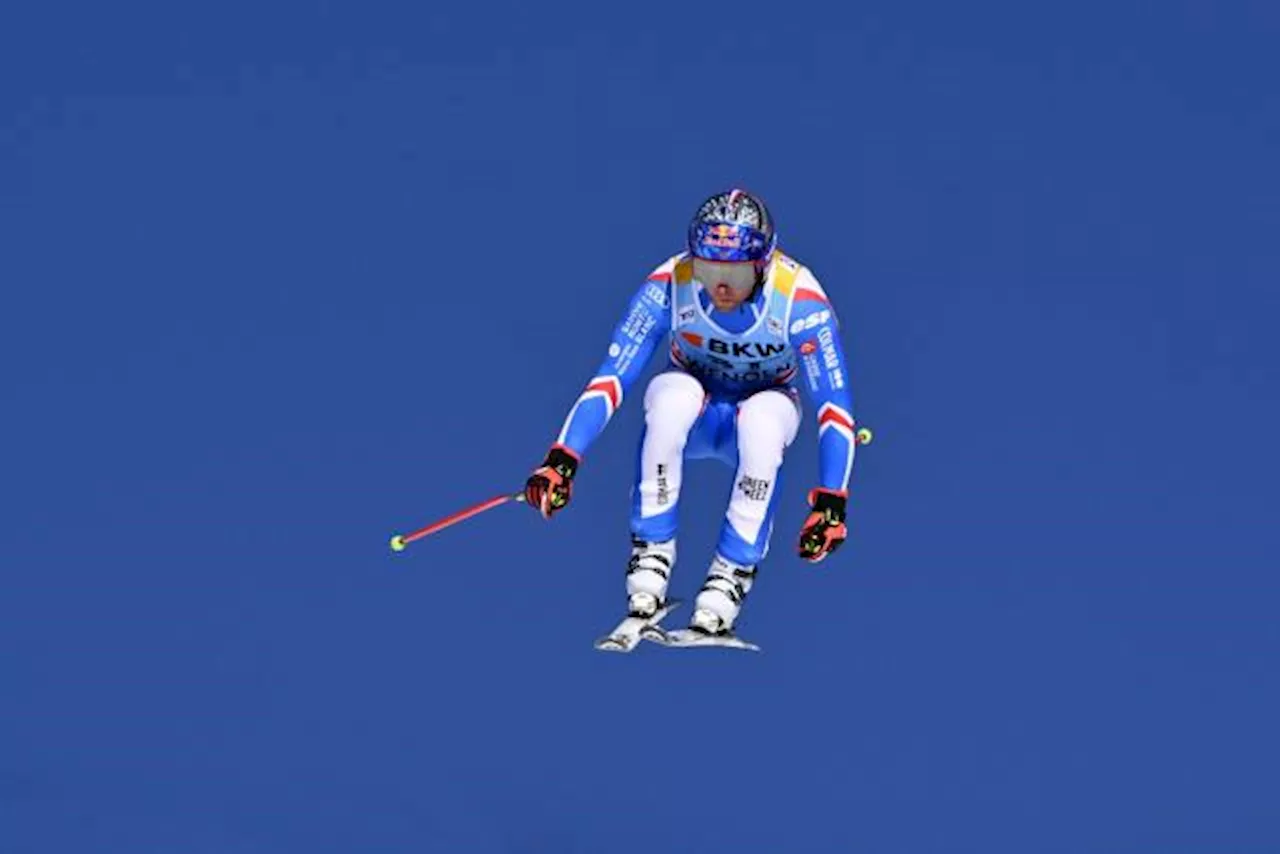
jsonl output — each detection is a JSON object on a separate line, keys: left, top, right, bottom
{"left": 593, "top": 599, "right": 683, "bottom": 653}
{"left": 641, "top": 625, "right": 761, "bottom": 652}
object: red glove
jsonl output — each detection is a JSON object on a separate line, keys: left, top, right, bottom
{"left": 798, "top": 488, "right": 848, "bottom": 562}
{"left": 524, "top": 445, "right": 580, "bottom": 519}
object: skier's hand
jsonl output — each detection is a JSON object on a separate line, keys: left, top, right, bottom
{"left": 798, "top": 488, "right": 848, "bottom": 562}
{"left": 524, "top": 445, "right": 580, "bottom": 519}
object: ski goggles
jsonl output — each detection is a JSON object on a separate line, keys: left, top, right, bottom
{"left": 692, "top": 258, "right": 758, "bottom": 292}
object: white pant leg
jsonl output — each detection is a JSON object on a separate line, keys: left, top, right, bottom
{"left": 628, "top": 372, "right": 705, "bottom": 600}
{"left": 635, "top": 371, "right": 705, "bottom": 521}
{"left": 695, "top": 390, "right": 800, "bottom": 629}
{"left": 724, "top": 389, "right": 801, "bottom": 556}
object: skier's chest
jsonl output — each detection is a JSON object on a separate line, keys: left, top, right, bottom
{"left": 669, "top": 287, "right": 794, "bottom": 381}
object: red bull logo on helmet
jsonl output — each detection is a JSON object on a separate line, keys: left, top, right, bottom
{"left": 701, "top": 222, "right": 747, "bottom": 248}
{"left": 701, "top": 223, "right": 743, "bottom": 249}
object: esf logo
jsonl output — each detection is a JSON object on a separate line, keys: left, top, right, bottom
{"left": 790, "top": 310, "right": 831, "bottom": 335}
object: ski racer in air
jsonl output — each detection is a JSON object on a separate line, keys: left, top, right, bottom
{"left": 524, "top": 189, "right": 864, "bottom": 645}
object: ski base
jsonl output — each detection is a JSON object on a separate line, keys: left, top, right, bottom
{"left": 641, "top": 625, "right": 761, "bottom": 652}
{"left": 594, "top": 599, "right": 682, "bottom": 653}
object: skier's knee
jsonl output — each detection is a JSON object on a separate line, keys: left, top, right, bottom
{"left": 737, "top": 391, "right": 799, "bottom": 441}
{"left": 736, "top": 392, "right": 796, "bottom": 469}
{"left": 645, "top": 372, "right": 704, "bottom": 419}
{"left": 643, "top": 372, "right": 704, "bottom": 446}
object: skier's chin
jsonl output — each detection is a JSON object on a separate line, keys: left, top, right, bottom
{"left": 711, "top": 285, "right": 746, "bottom": 311}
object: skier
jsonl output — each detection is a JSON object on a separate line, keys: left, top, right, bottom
{"left": 523, "top": 189, "right": 861, "bottom": 644}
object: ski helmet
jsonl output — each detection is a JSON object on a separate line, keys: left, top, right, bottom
{"left": 686, "top": 188, "right": 777, "bottom": 266}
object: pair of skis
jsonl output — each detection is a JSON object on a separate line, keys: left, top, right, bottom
{"left": 593, "top": 600, "right": 760, "bottom": 653}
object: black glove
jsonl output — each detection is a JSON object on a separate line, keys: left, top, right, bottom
{"left": 524, "top": 445, "right": 580, "bottom": 519}
{"left": 798, "top": 488, "right": 848, "bottom": 562}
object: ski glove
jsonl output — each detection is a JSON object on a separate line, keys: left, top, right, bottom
{"left": 524, "top": 445, "right": 580, "bottom": 519}
{"left": 798, "top": 488, "right": 848, "bottom": 562}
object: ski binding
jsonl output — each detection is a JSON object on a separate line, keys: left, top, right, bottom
{"left": 594, "top": 599, "right": 682, "bottom": 653}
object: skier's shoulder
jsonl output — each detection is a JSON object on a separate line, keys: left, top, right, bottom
{"left": 624, "top": 252, "right": 686, "bottom": 315}
{"left": 773, "top": 251, "right": 841, "bottom": 336}
{"left": 772, "top": 250, "right": 835, "bottom": 309}
{"left": 646, "top": 251, "right": 696, "bottom": 283}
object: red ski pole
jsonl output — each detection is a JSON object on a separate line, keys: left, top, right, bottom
{"left": 390, "top": 491, "right": 525, "bottom": 552}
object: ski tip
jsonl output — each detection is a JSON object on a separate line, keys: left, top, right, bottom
{"left": 594, "top": 638, "right": 635, "bottom": 653}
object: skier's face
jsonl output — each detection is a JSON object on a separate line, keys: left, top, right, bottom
{"left": 693, "top": 258, "right": 756, "bottom": 311}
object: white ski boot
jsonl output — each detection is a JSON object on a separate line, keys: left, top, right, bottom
{"left": 594, "top": 538, "right": 680, "bottom": 653}
{"left": 690, "top": 607, "right": 729, "bottom": 635}
{"left": 644, "top": 555, "right": 761, "bottom": 651}
{"left": 625, "top": 537, "right": 676, "bottom": 617}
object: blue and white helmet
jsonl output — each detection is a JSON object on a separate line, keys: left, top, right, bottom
{"left": 686, "top": 188, "right": 778, "bottom": 267}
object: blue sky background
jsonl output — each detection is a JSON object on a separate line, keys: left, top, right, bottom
{"left": 3, "top": 1, "right": 1278, "bottom": 852}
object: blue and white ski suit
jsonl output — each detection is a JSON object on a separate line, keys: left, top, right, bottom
{"left": 554, "top": 250, "right": 858, "bottom": 566}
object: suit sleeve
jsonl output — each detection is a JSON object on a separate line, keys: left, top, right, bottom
{"left": 553, "top": 270, "right": 672, "bottom": 458}
{"left": 786, "top": 269, "right": 858, "bottom": 494}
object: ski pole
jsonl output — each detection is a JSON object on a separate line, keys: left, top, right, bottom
{"left": 390, "top": 491, "right": 525, "bottom": 552}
